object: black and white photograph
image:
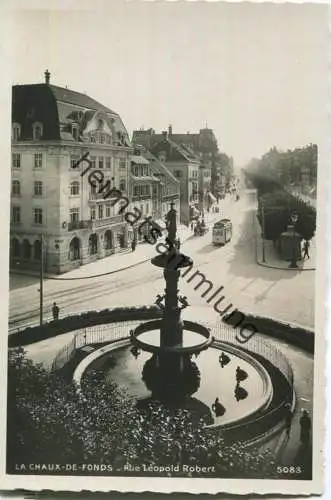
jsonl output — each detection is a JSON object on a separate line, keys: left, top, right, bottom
{"left": 0, "top": 0, "right": 328, "bottom": 495}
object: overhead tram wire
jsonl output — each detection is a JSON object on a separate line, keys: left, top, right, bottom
{"left": 10, "top": 258, "right": 151, "bottom": 281}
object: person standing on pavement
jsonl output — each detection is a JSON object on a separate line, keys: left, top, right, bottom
{"left": 299, "top": 409, "right": 312, "bottom": 446}
{"left": 177, "top": 238, "right": 181, "bottom": 250}
{"left": 131, "top": 239, "right": 137, "bottom": 252}
{"left": 52, "top": 302, "right": 59, "bottom": 321}
{"left": 302, "top": 240, "right": 310, "bottom": 260}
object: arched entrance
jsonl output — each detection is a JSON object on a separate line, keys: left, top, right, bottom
{"left": 69, "top": 237, "right": 81, "bottom": 261}
{"left": 11, "top": 238, "right": 21, "bottom": 259}
{"left": 33, "top": 240, "right": 41, "bottom": 260}
{"left": 89, "top": 234, "right": 98, "bottom": 255}
{"left": 22, "top": 239, "right": 32, "bottom": 259}
{"left": 104, "top": 230, "right": 113, "bottom": 250}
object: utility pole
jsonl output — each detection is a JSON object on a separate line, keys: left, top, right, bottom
{"left": 261, "top": 198, "right": 266, "bottom": 263}
{"left": 39, "top": 233, "right": 44, "bottom": 326}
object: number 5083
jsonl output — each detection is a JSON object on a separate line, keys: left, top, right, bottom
{"left": 277, "top": 466, "right": 302, "bottom": 474}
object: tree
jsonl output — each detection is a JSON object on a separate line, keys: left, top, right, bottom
{"left": 7, "top": 349, "right": 276, "bottom": 478}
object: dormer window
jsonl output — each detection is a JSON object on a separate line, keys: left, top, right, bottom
{"left": 33, "top": 122, "right": 43, "bottom": 140}
{"left": 12, "top": 123, "right": 21, "bottom": 141}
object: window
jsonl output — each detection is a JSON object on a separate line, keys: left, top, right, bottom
{"left": 91, "top": 184, "right": 97, "bottom": 195}
{"left": 12, "top": 124, "right": 21, "bottom": 141}
{"left": 12, "top": 206, "right": 21, "bottom": 224}
{"left": 90, "top": 136, "right": 96, "bottom": 143}
{"left": 100, "top": 134, "right": 105, "bottom": 144}
{"left": 134, "top": 186, "right": 139, "bottom": 197}
{"left": 70, "top": 156, "right": 79, "bottom": 169}
{"left": 91, "top": 156, "right": 96, "bottom": 169}
{"left": 175, "top": 170, "right": 182, "bottom": 178}
{"left": 34, "top": 181, "right": 43, "bottom": 196}
{"left": 33, "top": 122, "right": 43, "bottom": 140}
{"left": 106, "top": 135, "right": 111, "bottom": 145}
{"left": 98, "top": 205, "right": 104, "bottom": 219}
{"left": 34, "top": 153, "right": 43, "bottom": 168}
{"left": 12, "top": 180, "right": 20, "bottom": 196}
{"left": 119, "top": 159, "right": 126, "bottom": 169}
{"left": 106, "top": 157, "right": 111, "bottom": 169}
{"left": 119, "top": 179, "right": 126, "bottom": 192}
{"left": 106, "top": 204, "right": 111, "bottom": 217}
{"left": 70, "top": 208, "right": 79, "bottom": 224}
{"left": 133, "top": 166, "right": 138, "bottom": 176}
{"left": 99, "top": 157, "right": 104, "bottom": 169}
{"left": 12, "top": 153, "right": 21, "bottom": 169}
{"left": 90, "top": 207, "right": 96, "bottom": 220}
{"left": 70, "top": 181, "right": 80, "bottom": 196}
{"left": 146, "top": 203, "right": 149, "bottom": 215}
{"left": 33, "top": 208, "right": 43, "bottom": 225}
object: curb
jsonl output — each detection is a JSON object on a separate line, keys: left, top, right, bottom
{"left": 253, "top": 212, "right": 315, "bottom": 272}
{"left": 256, "top": 258, "right": 316, "bottom": 272}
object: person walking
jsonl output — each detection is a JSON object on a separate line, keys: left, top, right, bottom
{"left": 191, "top": 222, "right": 194, "bottom": 231}
{"left": 52, "top": 302, "right": 59, "bottom": 321}
{"left": 299, "top": 409, "right": 312, "bottom": 446}
{"left": 177, "top": 238, "right": 181, "bottom": 251}
{"left": 302, "top": 240, "right": 310, "bottom": 260}
{"left": 131, "top": 239, "right": 137, "bottom": 252}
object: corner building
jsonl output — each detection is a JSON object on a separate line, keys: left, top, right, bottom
{"left": 11, "top": 71, "right": 132, "bottom": 274}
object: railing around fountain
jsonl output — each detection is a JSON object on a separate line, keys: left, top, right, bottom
{"left": 52, "top": 319, "right": 294, "bottom": 389}
{"left": 51, "top": 321, "right": 139, "bottom": 371}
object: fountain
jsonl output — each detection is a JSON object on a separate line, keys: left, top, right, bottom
{"left": 130, "top": 201, "right": 213, "bottom": 402}
{"left": 75, "top": 202, "right": 293, "bottom": 437}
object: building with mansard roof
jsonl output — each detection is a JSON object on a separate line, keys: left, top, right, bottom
{"left": 11, "top": 70, "right": 133, "bottom": 273}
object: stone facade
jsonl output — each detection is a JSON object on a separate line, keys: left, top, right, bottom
{"left": 10, "top": 72, "right": 132, "bottom": 274}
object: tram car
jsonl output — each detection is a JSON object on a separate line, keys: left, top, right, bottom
{"left": 212, "top": 219, "right": 233, "bottom": 245}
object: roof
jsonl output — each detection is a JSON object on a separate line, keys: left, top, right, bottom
{"left": 48, "top": 84, "right": 116, "bottom": 114}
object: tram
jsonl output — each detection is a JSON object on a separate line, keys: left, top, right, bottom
{"left": 212, "top": 219, "right": 232, "bottom": 246}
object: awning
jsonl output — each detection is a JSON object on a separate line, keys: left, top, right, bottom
{"left": 152, "top": 219, "right": 166, "bottom": 232}
{"left": 208, "top": 192, "right": 217, "bottom": 203}
{"left": 190, "top": 207, "right": 200, "bottom": 218}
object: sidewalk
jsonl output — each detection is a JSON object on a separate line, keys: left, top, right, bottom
{"left": 10, "top": 223, "right": 193, "bottom": 284}
{"left": 254, "top": 215, "right": 316, "bottom": 271}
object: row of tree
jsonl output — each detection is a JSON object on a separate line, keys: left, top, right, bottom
{"left": 7, "top": 348, "right": 276, "bottom": 478}
{"left": 244, "top": 145, "right": 317, "bottom": 242}
{"left": 257, "top": 190, "right": 316, "bottom": 241}
{"left": 245, "top": 144, "right": 317, "bottom": 189}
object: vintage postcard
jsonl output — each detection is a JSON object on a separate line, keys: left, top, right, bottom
{"left": 0, "top": 0, "right": 328, "bottom": 495}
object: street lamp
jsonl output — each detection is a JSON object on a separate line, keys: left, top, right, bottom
{"left": 260, "top": 198, "right": 266, "bottom": 263}
{"left": 289, "top": 212, "right": 299, "bottom": 269}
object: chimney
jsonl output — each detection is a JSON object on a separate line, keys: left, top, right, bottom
{"left": 162, "top": 130, "right": 168, "bottom": 139}
{"left": 44, "top": 69, "right": 50, "bottom": 85}
{"left": 168, "top": 124, "right": 172, "bottom": 136}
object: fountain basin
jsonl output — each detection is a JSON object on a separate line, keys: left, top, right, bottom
{"left": 130, "top": 319, "right": 213, "bottom": 355}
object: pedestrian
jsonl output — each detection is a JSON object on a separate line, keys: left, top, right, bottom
{"left": 131, "top": 239, "right": 136, "bottom": 252}
{"left": 52, "top": 302, "right": 59, "bottom": 321}
{"left": 191, "top": 222, "right": 194, "bottom": 231}
{"left": 302, "top": 240, "right": 310, "bottom": 260}
{"left": 284, "top": 403, "right": 293, "bottom": 436}
{"left": 300, "top": 409, "right": 311, "bottom": 446}
{"left": 177, "top": 238, "right": 181, "bottom": 250}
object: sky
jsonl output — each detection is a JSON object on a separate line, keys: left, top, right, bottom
{"left": 9, "top": 2, "right": 329, "bottom": 167}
